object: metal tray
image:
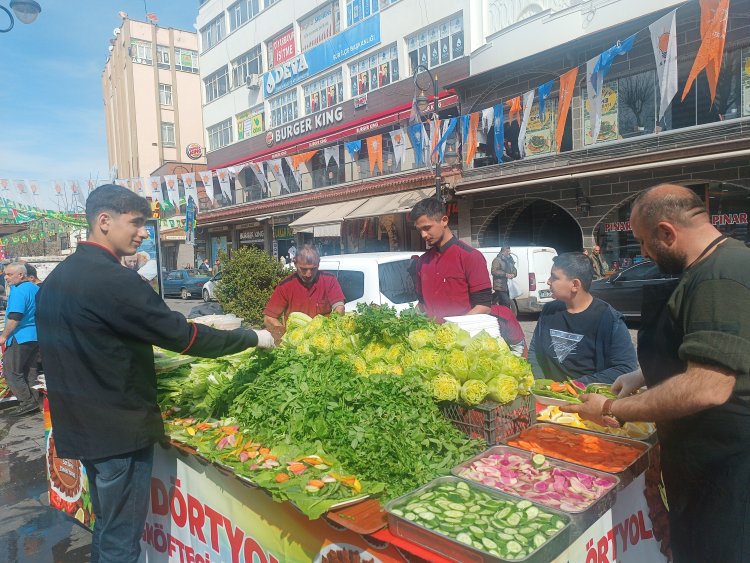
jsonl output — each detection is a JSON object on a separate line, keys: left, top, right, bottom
{"left": 535, "top": 407, "right": 658, "bottom": 444}
{"left": 385, "top": 476, "right": 571, "bottom": 563}
{"left": 504, "top": 423, "right": 651, "bottom": 489}
{"left": 451, "top": 445, "right": 619, "bottom": 517}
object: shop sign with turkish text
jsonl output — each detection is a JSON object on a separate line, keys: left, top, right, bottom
{"left": 264, "top": 15, "right": 380, "bottom": 97}
{"left": 272, "top": 29, "right": 296, "bottom": 67}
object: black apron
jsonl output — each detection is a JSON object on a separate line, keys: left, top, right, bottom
{"left": 637, "top": 244, "right": 750, "bottom": 563}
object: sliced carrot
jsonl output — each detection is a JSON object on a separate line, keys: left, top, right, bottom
{"left": 275, "top": 473, "right": 290, "bottom": 483}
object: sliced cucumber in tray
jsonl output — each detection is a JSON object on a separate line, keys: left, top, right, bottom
{"left": 385, "top": 476, "right": 570, "bottom": 561}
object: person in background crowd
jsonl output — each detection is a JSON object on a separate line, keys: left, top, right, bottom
{"left": 491, "top": 246, "right": 517, "bottom": 307}
{"left": 213, "top": 258, "right": 221, "bottom": 275}
{"left": 529, "top": 252, "right": 637, "bottom": 384}
{"left": 198, "top": 258, "right": 210, "bottom": 271}
{"left": 36, "top": 184, "right": 276, "bottom": 562}
{"left": 264, "top": 245, "right": 345, "bottom": 332}
{"left": 589, "top": 245, "right": 608, "bottom": 279}
{"left": 0, "top": 262, "right": 41, "bottom": 416}
{"left": 24, "top": 263, "right": 42, "bottom": 285}
{"left": 287, "top": 243, "right": 297, "bottom": 263}
{"left": 563, "top": 184, "right": 750, "bottom": 562}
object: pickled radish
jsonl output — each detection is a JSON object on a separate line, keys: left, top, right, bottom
{"left": 457, "top": 450, "right": 617, "bottom": 512}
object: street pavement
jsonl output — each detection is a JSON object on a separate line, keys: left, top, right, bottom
{"left": 0, "top": 302, "right": 637, "bottom": 562}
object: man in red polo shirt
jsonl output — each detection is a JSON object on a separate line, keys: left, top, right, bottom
{"left": 411, "top": 198, "right": 492, "bottom": 322}
{"left": 264, "top": 245, "right": 346, "bottom": 330}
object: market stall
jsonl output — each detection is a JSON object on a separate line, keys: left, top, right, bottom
{"left": 42, "top": 305, "right": 669, "bottom": 562}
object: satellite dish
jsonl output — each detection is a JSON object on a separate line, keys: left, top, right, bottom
{"left": 113, "top": 28, "right": 120, "bottom": 36}
{"left": 118, "top": 11, "right": 128, "bottom": 19}
{"left": 108, "top": 46, "right": 114, "bottom": 53}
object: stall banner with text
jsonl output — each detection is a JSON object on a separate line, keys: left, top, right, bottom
{"left": 43, "top": 397, "right": 95, "bottom": 529}
{"left": 142, "top": 445, "right": 407, "bottom": 563}
{"left": 552, "top": 474, "right": 667, "bottom": 563}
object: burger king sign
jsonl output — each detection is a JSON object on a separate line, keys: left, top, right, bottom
{"left": 185, "top": 143, "right": 204, "bottom": 160}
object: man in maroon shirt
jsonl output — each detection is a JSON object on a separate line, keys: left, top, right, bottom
{"left": 264, "top": 245, "right": 346, "bottom": 330}
{"left": 411, "top": 198, "right": 492, "bottom": 322}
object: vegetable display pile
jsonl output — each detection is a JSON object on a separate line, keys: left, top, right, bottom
{"left": 532, "top": 379, "right": 618, "bottom": 404}
{"left": 157, "top": 305, "right": 542, "bottom": 517}
{"left": 508, "top": 425, "right": 645, "bottom": 474}
{"left": 455, "top": 449, "right": 617, "bottom": 512}
{"left": 284, "top": 304, "right": 534, "bottom": 406}
{"left": 537, "top": 406, "right": 656, "bottom": 440}
{"left": 388, "top": 479, "right": 568, "bottom": 560}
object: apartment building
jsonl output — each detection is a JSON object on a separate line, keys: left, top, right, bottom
{"left": 102, "top": 16, "right": 207, "bottom": 269}
{"left": 195, "top": 0, "right": 750, "bottom": 266}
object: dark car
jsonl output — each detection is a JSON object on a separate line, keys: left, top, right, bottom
{"left": 589, "top": 261, "right": 677, "bottom": 320}
{"left": 163, "top": 269, "right": 211, "bottom": 300}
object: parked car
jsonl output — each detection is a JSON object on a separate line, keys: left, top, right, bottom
{"left": 477, "top": 246, "right": 558, "bottom": 315}
{"left": 163, "top": 269, "right": 211, "bottom": 300}
{"left": 589, "top": 260, "right": 676, "bottom": 320}
{"left": 318, "top": 252, "right": 421, "bottom": 312}
{"left": 202, "top": 272, "right": 222, "bottom": 302}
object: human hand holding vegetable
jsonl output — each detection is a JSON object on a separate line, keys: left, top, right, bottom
{"left": 255, "top": 329, "right": 276, "bottom": 349}
{"left": 611, "top": 369, "right": 645, "bottom": 398}
{"left": 559, "top": 393, "right": 614, "bottom": 427}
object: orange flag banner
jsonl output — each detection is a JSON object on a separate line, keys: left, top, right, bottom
{"left": 556, "top": 68, "right": 578, "bottom": 153}
{"left": 507, "top": 96, "right": 522, "bottom": 126}
{"left": 366, "top": 134, "right": 383, "bottom": 174}
{"left": 464, "top": 112, "right": 481, "bottom": 165}
{"left": 290, "top": 150, "right": 318, "bottom": 170}
{"left": 681, "top": 0, "right": 731, "bottom": 105}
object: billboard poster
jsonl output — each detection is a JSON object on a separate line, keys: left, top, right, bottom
{"left": 524, "top": 100, "right": 556, "bottom": 157}
{"left": 264, "top": 15, "right": 380, "bottom": 97}
{"left": 237, "top": 110, "right": 264, "bottom": 140}
{"left": 584, "top": 81, "right": 619, "bottom": 145}
{"left": 121, "top": 219, "right": 162, "bottom": 297}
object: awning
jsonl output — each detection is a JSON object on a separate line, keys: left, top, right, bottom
{"left": 343, "top": 188, "right": 433, "bottom": 221}
{"left": 288, "top": 199, "right": 368, "bottom": 235}
{"left": 251, "top": 207, "right": 313, "bottom": 222}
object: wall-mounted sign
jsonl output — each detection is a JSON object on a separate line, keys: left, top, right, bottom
{"left": 300, "top": 3, "right": 337, "bottom": 52}
{"left": 272, "top": 28, "right": 296, "bottom": 67}
{"left": 274, "top": 225, "right": 294, "bottom": 240}
{"left": 264, "top": 15, "right": 380, "bottom": 97}
{"left": 186, "top": 143, "right": 203, "bottom": 160}
{"left": 237, "top": 110, "right": 264, "bottom": 141}
{"left": 239, "top": 229, "right": 265, "bottom": 243}
{"left": 354, "top": 94, "right": 368, "bottom": 109}
{"left": 604, "top": 213, "right": 748, "bottom": 233}
{"left": 267, "top": 105, "right": 344, "bottom": 146}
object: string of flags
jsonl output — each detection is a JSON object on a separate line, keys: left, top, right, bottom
{"left": 0, "top": 0, "right": 731, "bottom": 217}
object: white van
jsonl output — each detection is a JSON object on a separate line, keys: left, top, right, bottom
{"left": 319, "top": 252, "right": 421, "bottom": 312}
{"left": 478, "top": 246, "right": 558, "bottom": 315}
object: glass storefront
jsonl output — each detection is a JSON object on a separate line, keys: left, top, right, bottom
{"left": 595, "top": 182, "right": 750, "bottom": 270}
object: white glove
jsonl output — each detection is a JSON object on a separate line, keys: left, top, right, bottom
{"left": 255, "top": 329, "right": 276, "bottom": 349}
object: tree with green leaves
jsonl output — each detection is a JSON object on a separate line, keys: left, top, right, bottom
{"left": 215, "top": 247, "right": 287, "bottom": 327}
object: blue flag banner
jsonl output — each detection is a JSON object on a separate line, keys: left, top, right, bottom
{"left": 432, "top": 117, "right": 458, "bottom": 162}
{"left": 592, "top": 33, "right": 637, "bottom": 94}
{"left": 493, "top": 103, "right": 505, "bottom": 163}
{"left": 537, "top": 80, "right": 554, "bottom": 119}
{"left": 461, "top": 114, "right": 471, "bottom": 144}
{"left": 345, "top": 140, "right": 362, "bottom": 159}
{"left": 407, "top": 123, "right": 426, "bottom": 167}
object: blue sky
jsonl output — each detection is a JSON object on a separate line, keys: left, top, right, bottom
{"left": 0, "top": 1, "right": 198, "bottom": 185}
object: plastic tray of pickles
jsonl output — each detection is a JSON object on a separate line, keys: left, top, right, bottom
{"left": 385, "top": 476, "right": 571, "bottom": 562}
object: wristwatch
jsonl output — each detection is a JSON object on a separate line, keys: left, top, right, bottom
{"left": 601, "top": 399, "right": 624, "bottom": 428}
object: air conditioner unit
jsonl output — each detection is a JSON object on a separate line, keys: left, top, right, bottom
{"left": 246, "top": 74, "right": 260, "bottom": 90}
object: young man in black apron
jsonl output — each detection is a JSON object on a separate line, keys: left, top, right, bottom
{"left": 563, "top": 183, "right": 750, "bottom": 563}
